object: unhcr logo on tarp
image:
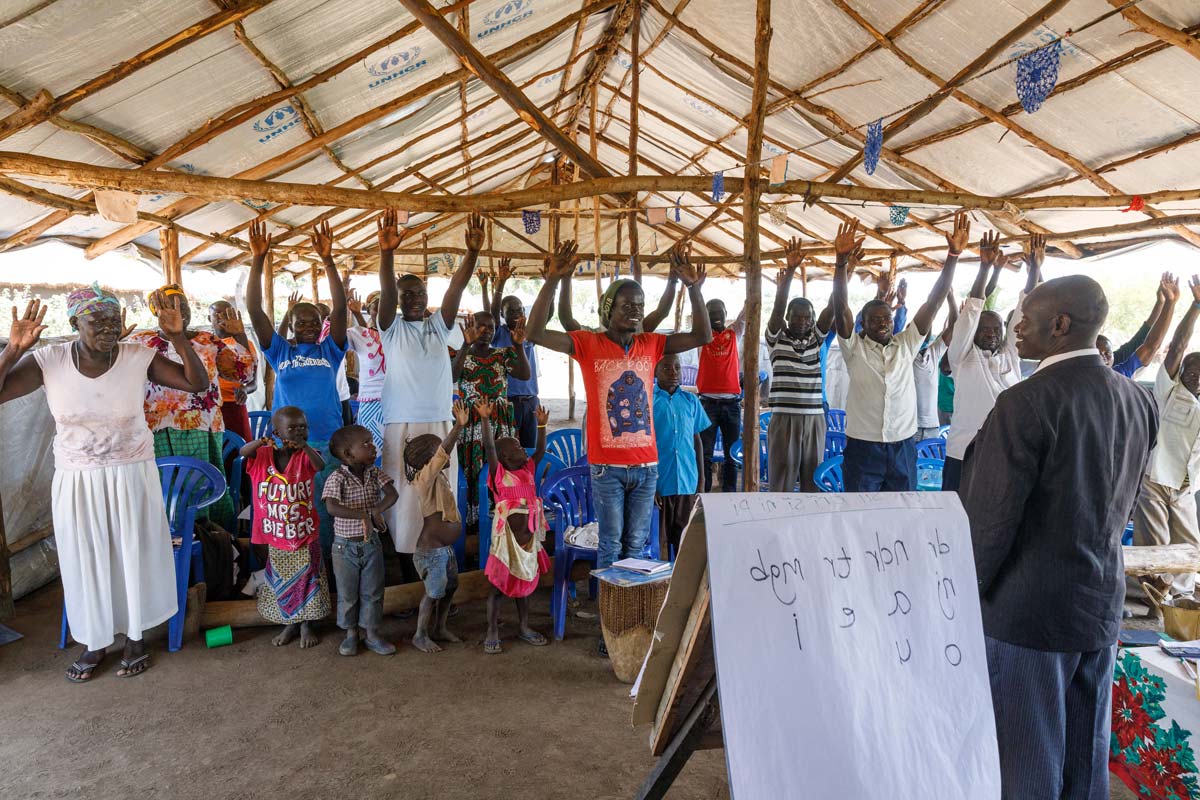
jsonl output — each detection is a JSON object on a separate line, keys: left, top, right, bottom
{"left": 684, "top": 96, "right": 715, "bottom": 117}
{"left": 476, "top": 0, "right": 535, "bottom": 41}
{"left": 254, "top": 105, "right": 300, "bottom": 143}
{"left": 365, "top": 45, "right": 427, "bottom": 90}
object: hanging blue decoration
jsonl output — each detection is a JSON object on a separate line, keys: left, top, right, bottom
{"left": 1015, "top": 40, "right": 1062, "bottom": 114}
{"left": 674, "top": 196, "right": 682, "bottom": 222}
{"left": 864, "top": 119, "right": 883, "bottom": 175}
{"left": 521, "top": 209, "right": 541, "bottom": 234}
{"left": 711, "top": 171, "right": 725, "bottom": 203}
{"left": 889, "top": 205, "right": 910, "bottom": 226}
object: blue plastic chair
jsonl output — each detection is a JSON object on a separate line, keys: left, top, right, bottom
{"left": 453, "top": 467, "right": 470, "bottom": 572}
{"left": 759, "top": 411, "right": 772, "bottom": 432}
{"left": 680, "top": 364, "right": 698, "bottom": 388}
{"left": 535, "top": 451, "right": 568, "bottom": 490}
{"left": 938, "top": 425, "right": 950, "bottom": 440}
{"left": 248, "top": 410, "right": 273, "bottom": 440}
{"left": 916, "top": 458, "right": 944, "bottom": 492}
{"left": 546, "top": 428, "right": 585, "bottom": 466}
{"left": 916, "top": 438, "right": 946, "bottom": 461}
{"left": 221, "top": 431, "right": 255, "bottom": 569}
{"left": 814, "top": 456, "right": 844, "bottom": 493}
{"left": 826, "top": 408, "right": 846, "bottom": 433}
{"left": 542, "top": 467, "right": 596, "bottom": 640}
{"left": 60, "top": 457, "right": 227, "bottom": 652}
{"left": 1122, "top": 522, "right": 1135, "bottom": 546}
{"left": 727, "top": 437, "right": 769, "bottom": 488}
{"left": 824, "top": 430, "right": 847, "bottom": 460}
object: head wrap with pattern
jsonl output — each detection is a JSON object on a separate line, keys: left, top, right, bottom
{"left": 66, "top": 283, "right": 120, "bottom": 319}
{"left": 147, "top": 283, "right": 185, "bottom": 314}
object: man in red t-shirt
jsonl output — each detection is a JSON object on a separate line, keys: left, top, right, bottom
{"left": 696, "top": 300, "right": 745, "bottom": 492}
{"left": 527, "top": 241, "right": 712, "bottom": 584}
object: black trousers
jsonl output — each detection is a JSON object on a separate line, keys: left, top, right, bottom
{"left": 657, "top": 494, "right": 698, "bottom": 557}
{"left": 510, "top": 395, "right": 539, "bottom": 449}
{"left": 699, "top": 396, "right": 741, "bottom": 492}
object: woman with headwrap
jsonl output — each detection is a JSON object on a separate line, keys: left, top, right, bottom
{"left": 128, "top": 284, "right": 255, "bottom": 529}
{"left": 209, "top": 299, "right": 258, "bottom": 441}
{"left": 526, "top": 242, "right": 712, "bottom": 655}
{"left": 346, "top": 288, "right": 388, "bottom": 454}
{"left": 0, "top": 288, "right": 208, "bottom": 681}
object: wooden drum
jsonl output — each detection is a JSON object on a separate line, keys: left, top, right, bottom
{"left": 598, "top": 575, "right": 670, "bottom": 683}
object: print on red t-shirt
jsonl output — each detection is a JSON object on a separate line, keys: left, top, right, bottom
{"left": 696, "top": 328, "right": 741, "bottom": 395}
{"left": 569, "top": 331, "right": 667, "bottom": 466}
{"left": 248, "top": 447, "right": 320, "bottom": 550}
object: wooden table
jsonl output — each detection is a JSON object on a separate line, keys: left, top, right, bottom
{"left": 1124, "top": 544, "right": 1200, "bottom": 577}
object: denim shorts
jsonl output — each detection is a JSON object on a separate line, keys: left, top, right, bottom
{"left": 412, "top": 545, "right": 457, "bottom": 600}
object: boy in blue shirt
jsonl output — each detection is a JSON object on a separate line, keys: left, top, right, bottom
{"left": 653, "top": 353, "right": 711, "bottom": 556}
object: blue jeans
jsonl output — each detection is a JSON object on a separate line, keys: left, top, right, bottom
{"left": 331, "top": 533, "right": 385, "bottom": 630}
{"left": 591, "top": 464, "right": 658, "bottom": 569}
{"left": 413, "top": 545, "right": 458, "bottom": 600}
{"left": 842, "top": 437, "right": 916, "bottom": 492}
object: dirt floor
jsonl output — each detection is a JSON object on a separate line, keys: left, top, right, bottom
{"left": 0, "top": 581, "right": 730, "bottom": 800}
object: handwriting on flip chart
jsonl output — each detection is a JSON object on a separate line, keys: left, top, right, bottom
{"left": 702, "top": 493, "right": 999, "bottom": 800}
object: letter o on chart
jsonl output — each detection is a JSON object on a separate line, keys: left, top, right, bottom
{"left": 944, "top": 643, "right": 962, "bottom": 667}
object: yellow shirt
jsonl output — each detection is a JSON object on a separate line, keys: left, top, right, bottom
{"left": 413, "top": 448, "right": 460, "bottom": 522}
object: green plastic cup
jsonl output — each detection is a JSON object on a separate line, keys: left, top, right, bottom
{"left": 204, "top": 625, "right": 233, "bottom": 648}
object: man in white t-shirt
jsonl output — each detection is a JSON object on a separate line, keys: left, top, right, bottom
{"left": 913, "top": 293, "right": 956, "bottom": 442}
{"left": 377, "top": 209, "right": 477, "bottom": 556}
{"left": 346, "top": 290, "right": 389, "bottom": 452}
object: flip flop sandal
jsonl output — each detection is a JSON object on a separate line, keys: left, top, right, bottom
{"left": 65, "top": 659, "right": 102, "bottom": 683}
{"left": 117, "top": 654, "right": 151, "bottom": 678}
{"left": 483, "top": 639, "right": 503, "bottom": 655}
{"left": 518, "top": 631, "right": 548, "bottom": 647}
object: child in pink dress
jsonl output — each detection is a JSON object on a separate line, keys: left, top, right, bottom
{"left": 477, "top": 398, "right": 550, "bottom": 654}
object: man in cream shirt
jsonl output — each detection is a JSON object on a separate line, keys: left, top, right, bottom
{"left": 829, "top": 214, "right": 968, "bottom": 492}
{"left": 1134, "top": 275, "right": 1200, "bottom": 599}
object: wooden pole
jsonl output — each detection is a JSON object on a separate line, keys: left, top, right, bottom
{"left": 627, "top": 0, "right": 642, "bottom": 283}
{"left": 740, "top": 0, "right": 771, "bottom": 492}
{"left": 1107, "top": 0, "right": 1200, "bottom": 62}
{"left": 591, "top": 83, "right": 604, "bottom": 304}
{"left": 158, "top": 227, "right": 180, "bottom": 284}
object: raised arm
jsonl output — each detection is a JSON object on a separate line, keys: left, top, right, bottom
{"left": 450, "top": 322, "right": 477, "bottom": 382}
{"left": 311, "top": 222, "right": 347, "bottom": 348}
{"left": 643, "top": 268, "right": 679, "bottom": 333}
{"left": 146, "top": 294, "right": 209, "bottom": 393}
{"left": 347, "top": 288, "right": 368, "bottom": 329}
{"left": 245, "top": 221, "right": 278, "bottom": 347}
{"left": 527, "top": 240, "right": 579, "bottom": 355}
{"left": 911, "top": 211, "right": 968, "bottom": 336}
{"left": 1135, "top": 273, "right": 1180, "bottom": 367}
{"left": 277, "top": 293, "right": 300, "bottom": 339}
{"left": 0, "top": 300, "right": 47, "bottom": 404}
{"left": 479, "top": 268, "right": 493, "bottom": 316}
{"left": 940, "top": 290, "right": 959, "bottom": 346}
{"left": 1117, "top": 279, "right": 1167, "bottom": 364}
{"left": 1165, "top": 275, "right": 1200, "bottom": 379}
{"left": 490, "top": 258, "right": 512, "bottom": 317}
{"left": 970, "top": 231, "right": 1002, "bottom": 300}
{"left": 440, "top": 212, "right": 485, "bottom": 328}
{"left": 508, "top": 322, "right": 531, "bottom": 381}
{"left": 475, "top": 399, "right": 499, "bottom": 477}
{"left": 376, "top": 209, "right": 404, "bottom": 331}
{"left": 556, "top": 264, "right": 581, "bottom": 332}
{"left": 533, "top": 405, "right": 548, "bottom": 464}
{"left": 830, "top": 220, "right": 864, "bottom": 339}
{"left": 1022, "top": 233, "right": 1046, "bottom": 295}
{"left": 663, "top": 244, "right": 713, "bottom": 354}
{"left": 768, "top": 239, "right": 801, "bottom": 334}
{"left": 239, "top": 435, "right": 273, "bottom": 458}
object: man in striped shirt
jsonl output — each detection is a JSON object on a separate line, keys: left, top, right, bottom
{"left": 765, "top": 238, "right": 834, "bottom": 492}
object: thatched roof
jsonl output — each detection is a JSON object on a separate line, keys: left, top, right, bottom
{"left": 0, "top": 0, "right": 1198, "bottom": 281}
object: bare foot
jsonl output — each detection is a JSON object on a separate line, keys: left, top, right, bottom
{"left": 273, "top": 624, "right": 300, "bottom": 646}
{"left": 299, "top": 621, "right": 319, "bottom": 649}
{"left": 433, "top": 627, "right": 461, "bottom": 644}
{"left": 411, "top": 632, "right": 442, "bottom": 653}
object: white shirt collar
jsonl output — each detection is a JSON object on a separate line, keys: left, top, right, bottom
{"left": 1035, "top": 348, "right": 1100, "bottom": 374}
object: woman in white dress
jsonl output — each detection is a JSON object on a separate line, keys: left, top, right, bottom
{"left": 0, "top": 287, "right": 207, "bottom": 681}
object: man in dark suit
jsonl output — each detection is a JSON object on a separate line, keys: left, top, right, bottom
{"left": 961, "top": 274, "right": 1158, "bottom": 799}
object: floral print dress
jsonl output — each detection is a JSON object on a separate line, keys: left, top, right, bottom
{"left": 452, "top": 346, "right": 518, "bottom": 525}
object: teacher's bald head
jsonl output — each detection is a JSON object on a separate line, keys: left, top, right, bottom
{"left": 1013, "top": 275, "right": 1108, "bottom": 362}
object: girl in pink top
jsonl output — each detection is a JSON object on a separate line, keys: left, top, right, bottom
{"left": 478, "top": 399, "right": 550, "bottom": 654}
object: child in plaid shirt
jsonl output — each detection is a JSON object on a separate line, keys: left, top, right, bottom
{"left": 322, "top": 424, "right": 399, "bottom": 656}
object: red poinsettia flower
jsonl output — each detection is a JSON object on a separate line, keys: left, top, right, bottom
{"left": 1141, "top": 745, "right": 1185, "bottom": 789}
{"left": 1112, "top": 678, "right": 1154, "bottom": 750}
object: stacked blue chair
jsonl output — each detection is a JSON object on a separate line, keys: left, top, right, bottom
{"left": 824, "top": 431, "right": 847, "bottom": 460}
{"left": 814, "top": 456, "right": 844, "bottom": 493}
{"left": 915, "top": 438, "right": 946, "bottom": 461}
{"left": 452, "top": 467, "right": 470, "bottom": 571}
{"left": 1122, "top": 522, "right": 1135, "bottom": 546}
{"left": 759, "top": 411, "right": 772, "bottom": 432}
{"left": 916, "top": 458, "right": 944, "bottom": 491}
{"left": 61, "top": 457, "right": 226, "bottom": 652}
{"left": 826, "top": 408, "right": 846, "bottom": 433}
{"left": 248, "top": 410, "right": 273, "bottom": 440}
{"left": 938, "top": 425, "right": 950, "bottom": 439}
{"left": 221, "top": 431, "right": 254, "bottom": 570}
{"left": 546, "top": 428, "right": 585, "bottom": 466}
{"left": 542, "top": 467, "right": 596, "bottom": 640}
{"left": 680, "top": 364, "right": 698, "bottom": 388}
{"left": 727, "top": 438, "right": 769, "bottom": 489}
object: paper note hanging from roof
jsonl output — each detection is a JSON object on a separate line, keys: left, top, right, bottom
{"left": 769, "top": 153, "right": 788, "bottom": 186}
{"left": 94, "top": 190, "right": 139, "bottom": 223}
{"left": 700, "top": 491, "right": 1000, "bottom": 799}
{"left": 646, "top": 206, "right": 667, "bottom": 226}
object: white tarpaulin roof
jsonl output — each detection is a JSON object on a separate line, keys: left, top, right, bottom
{"left": 0, "top": 0, "right": 1198, "bottom": 275}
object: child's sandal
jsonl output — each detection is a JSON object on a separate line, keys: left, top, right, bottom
{"left": 483, "top": 639, "right": 502, "bottom": 655}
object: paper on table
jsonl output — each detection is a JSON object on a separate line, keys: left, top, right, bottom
{"left": 702, "top": 492, "right": 1000, "bottom": 800}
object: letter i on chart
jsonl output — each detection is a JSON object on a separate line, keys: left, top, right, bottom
{"left": 793, "top": 613, "right": 802, "bottom": 652}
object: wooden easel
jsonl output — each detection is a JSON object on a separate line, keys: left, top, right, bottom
{"left": 632, "top": 507, "right": 725, "bottom": 798}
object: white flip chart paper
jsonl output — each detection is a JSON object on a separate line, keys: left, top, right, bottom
{"left": 703, "top": 492, "right": 1000, "bottom": 799}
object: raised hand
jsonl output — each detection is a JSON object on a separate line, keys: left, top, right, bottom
{"left": 377, "top": 208, "right": 404, "bottom": 252}
{"left": 945, "top": 211, "right": 971, "bottom": 255}
{"left": 310, "top": 221, "right": 334, "bottom": 260}
{"left": 834, "top": 219, "right": 864, "bottom": 262}
{"left": 8, "top": 299, "right": 47, "bottom": 352}
{"left": 478, "top": 270, "right": 491, "bottom": 294}
{"left": 540, "top": 256, "right": 552, "bottom": 279}
{"left": 347, "top": 288, "right": 363, "bottom": 315}
{"left": 460, "top": 320, "right": 480, "bottom": 346}
{"left": 1024, "top": 232, "right": 1046, "bottom": 270}
{"left": 474, "top": 397, "right": 494, "bottom": 420}
{"left": 535, "top": 405, "right": 550, "bottom": 426}
{"left": 220, "top": 306, "right": 245, "bottom": 335}
{"left": 784, "top": 237, "right": 804, "bottom": 271}
{"left": 979, "top": 230, "right": 1001, "bottom": 266}
{"left": 120, "top": 306, "right": 136, "bottom": 339}
{"left": 287, "top": 292, "right": 301, "bottom": 310}
{"left": 464, "top": 212, "right": 486, "bottom": 253}
{"left": 510, "top": 317, "right": 527, "bottom": 345}
{"left": 875, "top": 270, "right": 893, "bottom": 301}
{"left": 895, "top": 277, "right": 908, "bottom": 307}
{"left": 1161, "top": 272, "right": 1180, "bottom": 303}
{"left": 670, "top": 243, "right": 703, "bottom": 287}
{"left": 452, "top": 399, "right": 469, "bottom": 427}
{"left": 547, "top": 240, "right": 579, "bottom": 280}
{"left": 1189, "top": 274, "right": 1200, "bottom": 305}
{"left": 497, "top": 257, "right": 515, "bottom": 283}
{"left": 248, "top": 219, "right": 272, "bottom": 259}
{"left": 157, "top": 295, "right": 187, "bottom": 339}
